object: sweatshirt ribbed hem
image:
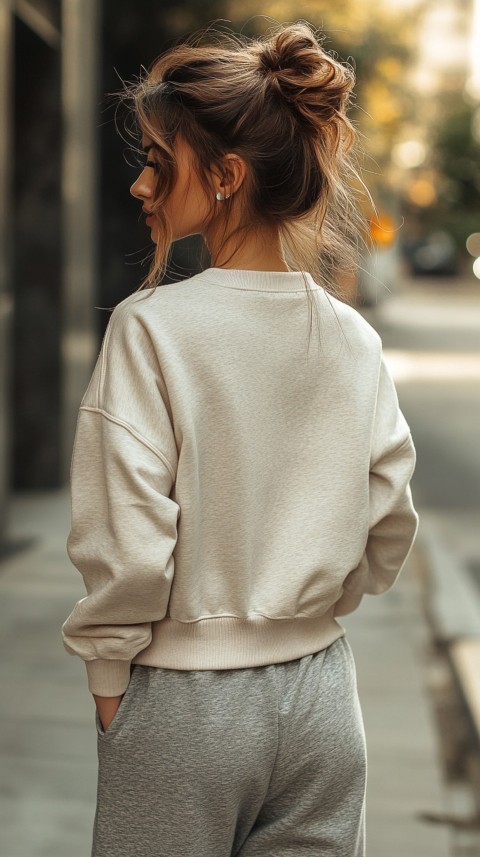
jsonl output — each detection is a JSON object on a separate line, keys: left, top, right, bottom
{"left": 132, "top": 610, "right": 345, "bottom": 671}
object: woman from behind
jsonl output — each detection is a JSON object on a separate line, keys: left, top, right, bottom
{"left": 62, "top": 20, "right": 418, "bottom": 857}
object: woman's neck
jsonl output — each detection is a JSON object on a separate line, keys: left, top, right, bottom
{"left": 205, "top": 223, "right": 290, "bottom": 272}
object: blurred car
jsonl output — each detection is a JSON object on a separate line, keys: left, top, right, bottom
{"left": 402, "top": 230, "right": 459, "bottom": 276}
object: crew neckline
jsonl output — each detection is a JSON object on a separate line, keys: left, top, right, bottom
{"left": 197, "top": 267, "right": 320, "bottom": 292}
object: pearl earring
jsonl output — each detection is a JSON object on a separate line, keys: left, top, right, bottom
{"left": 216, "top": 191, "right": 231, "bottom": 201}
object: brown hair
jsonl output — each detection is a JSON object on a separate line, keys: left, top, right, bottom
{"left": 119, "top": 20, "right": 369, "bottom": 344}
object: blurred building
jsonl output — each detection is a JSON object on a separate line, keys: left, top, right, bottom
{"left": 0, "top": 0, "right": 99, "bottom": 550}
{"left": 0, "top": 0, "right": 224, "bottom": 549}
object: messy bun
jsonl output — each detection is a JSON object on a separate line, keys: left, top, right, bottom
{"left": 255, "top": 26, "right": 355, "bottom": 133}
{"left": 120, "top": 20, "right": 368, "bottom": 334}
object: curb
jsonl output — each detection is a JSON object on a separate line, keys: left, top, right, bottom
{"left": 420, "top": 516, "right": 480, "bottom": 755}
{"left": 421, "top": 518, "right": 480, "bottom": 640}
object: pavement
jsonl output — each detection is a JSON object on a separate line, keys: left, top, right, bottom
{"left": 0, "top": 487, "right": 452, "bottom": 857}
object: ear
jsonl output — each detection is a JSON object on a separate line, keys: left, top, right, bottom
{"left": 212, "top": 153, "right": 247, "bottom": 198}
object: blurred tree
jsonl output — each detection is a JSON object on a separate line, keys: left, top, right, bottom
{"left": 432, "top": 99, "right": 480, "bottom": 244}
{"left": 401, "top": 97, "right": 480, "bottom": 254}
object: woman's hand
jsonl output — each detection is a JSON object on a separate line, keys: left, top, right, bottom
{"left": 93, "top": 693, "right": 124, "bottom": 732}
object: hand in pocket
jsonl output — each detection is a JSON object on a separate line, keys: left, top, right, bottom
{"left": 93, "top": 693, "right": 124, "bottom": 732}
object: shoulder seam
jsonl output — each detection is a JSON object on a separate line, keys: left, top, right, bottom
{"left": 98, "top": 317, "right": 114, "bottom": 407}
{"left": 80, "top": 406, "right": 176, "bottom": 480}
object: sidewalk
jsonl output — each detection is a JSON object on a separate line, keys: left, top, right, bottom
{"left": 0, "top": 489, "right": 450, "bottom": 857}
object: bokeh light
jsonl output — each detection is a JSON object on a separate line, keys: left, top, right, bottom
{"left": 466, "top": 233, "right": 480, "bottom": 256}
{"left": 392, "top": 140, "right": 427, "bottom": 169}
{"left": 369, "top": 213, "right": 397, "bottom": 247}
{"left": 407, "top": 179, "right": 437, "bottom": 207}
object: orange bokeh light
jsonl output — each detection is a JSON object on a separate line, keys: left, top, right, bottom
{"left": 369, "top": 213, "right": 397, "bottom": 247}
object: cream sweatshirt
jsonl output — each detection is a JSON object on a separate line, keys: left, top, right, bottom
{"left": 62, "top": 267, "right": 419, "bottom": 697}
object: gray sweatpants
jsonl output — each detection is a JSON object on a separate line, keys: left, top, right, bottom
{"left": 92, "top": 635, "right": 367, "bottom": 857}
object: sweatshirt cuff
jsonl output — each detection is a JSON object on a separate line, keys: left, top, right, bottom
{"left": 85, "top": 659, "right": 132, "bottom": 696}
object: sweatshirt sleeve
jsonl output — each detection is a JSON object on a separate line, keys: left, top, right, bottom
{"left": 61, "top": 300, "right": 180, "bottom": 696}
{"left": 334, "top": 355, "right": 419, "bottom": 617}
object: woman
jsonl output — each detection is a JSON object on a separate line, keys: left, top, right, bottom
{"left": 62, "top": 20, "right": 418, "bottom": 857}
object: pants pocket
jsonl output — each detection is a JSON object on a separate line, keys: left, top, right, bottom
{"left": 95, "top": 665, "right": 137, "bottom": 740}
